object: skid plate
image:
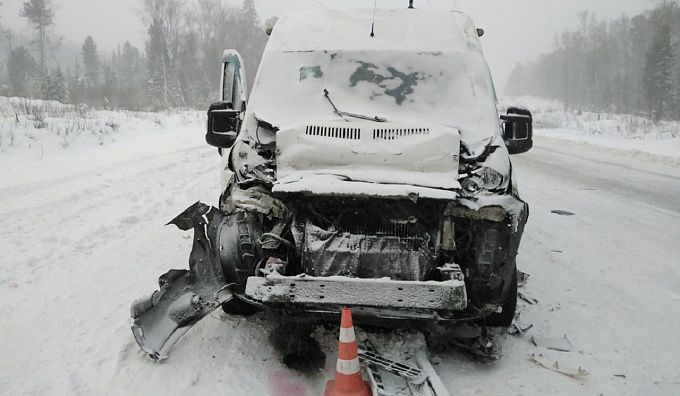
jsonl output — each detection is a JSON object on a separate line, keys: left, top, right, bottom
{"left": 245, "top": 274, "right": 467, "bottom": 310}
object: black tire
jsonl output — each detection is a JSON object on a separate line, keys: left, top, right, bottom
{"left": 486, "top": 269, "right": 517, "bottom": 327}
{"left": 221, "top": 298, "right": 260, "bottom": 316}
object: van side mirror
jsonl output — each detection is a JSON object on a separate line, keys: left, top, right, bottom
{"left": 206, "top": 101, "right": 240, "bottom": 148}
{"left": 501, "top": 107, "right": 533, "bottom": 154}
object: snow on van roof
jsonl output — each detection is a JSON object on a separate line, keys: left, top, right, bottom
{"left": 269, "top": 9, "right": 483, "bottom": 54}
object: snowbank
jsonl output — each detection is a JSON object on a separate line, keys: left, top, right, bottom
{"left": 501, "top": 96, "right": 680, "bottom": 165}
{"left": 0, "top": 96, "right": 206, "bottom": 187}
{"left": 0, "top": 97, "right": 198, "bottom": 152}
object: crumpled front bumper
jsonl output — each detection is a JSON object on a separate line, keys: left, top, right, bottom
{"left": 244, "top": 273, "right": 467, "bottom": 320}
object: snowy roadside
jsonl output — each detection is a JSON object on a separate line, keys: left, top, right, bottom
{"left": 0, "top": 96, "right": 206, "bottom": 187}
{"left": 502, "top": 96, "right": 680, "bottom": 166}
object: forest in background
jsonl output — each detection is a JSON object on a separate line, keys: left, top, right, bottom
{"left": 506, "top": 1, "right": 680, "bottom": 121}
{"left": 0, "top": 0, "right": 271, "bottom": 111}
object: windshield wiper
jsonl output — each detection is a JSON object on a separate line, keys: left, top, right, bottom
{"left": 323, "top": 89, "right": 387, "bottom": 123}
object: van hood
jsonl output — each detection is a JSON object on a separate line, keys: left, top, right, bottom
{"left": 273, "top": 121, "right": 461, "bottom": 195}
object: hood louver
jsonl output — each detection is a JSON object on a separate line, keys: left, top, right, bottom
{"left": 373, "top": 128, "right": 430, "bottom": 140}
{"left": 305, "top": 125, "right": 431, "bottom": 141}
{"left": 305, "top": 125, "right": 360, "bottom": 140}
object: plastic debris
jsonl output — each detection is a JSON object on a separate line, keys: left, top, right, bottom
{"left": 508, "top": 317, "right": 534, "bottom": 336}
{"left": 528, "top": 354, "right": 588, "bottom": 379}
{"left": 531, "top": 335, "right": 573, "bottom": 352}
{"left": 551, "top": 210, "right": 575, "bottom": 216}
{"left": 518, "top": 291, "right": 538, "bottom": 305}
{"left": 517, "top": 270, "right": 530, "bottom": 287}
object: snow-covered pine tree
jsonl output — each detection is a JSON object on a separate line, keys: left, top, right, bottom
{"left": 236, "top": 0, "right": 266, "bottom": 92}
{"left": 118, "top": 41, "right": 144, "bottom": 110}
{"left": 143, "top": 0, "right": 184, "bottom": 110}
{"left": 47, "top": 66, "right": 68, "bottom": 103}
{"left": 7, "top": 46, "right": 37, "bottom": 97}
{"left": 81, "top": 36, "right": 101, "bottom": 105}
{"left": 102, "top": 63, "right": 119, "bottom": 109}
{"left": 643, "top": 21, "right": 673, "bottom": 120}
{"left": 68, "top": 59, "right": 85, "bottom": 105}
{"left": 145, "top": 18, "right": 168, "bottom": 110}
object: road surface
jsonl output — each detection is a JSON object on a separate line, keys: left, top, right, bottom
{"left": 1, "top": 132, "right": 679, "bottom": 395}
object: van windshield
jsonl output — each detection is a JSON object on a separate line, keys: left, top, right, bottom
{"left": 246, "top": 50, "right": 500, "bottom": 148}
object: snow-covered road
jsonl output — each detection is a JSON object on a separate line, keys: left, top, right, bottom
{"left": 440, "top": 137, "right": 680, "bottom": 395}
{"left": 1, "top": 129, "right": 679, "bottom": 395}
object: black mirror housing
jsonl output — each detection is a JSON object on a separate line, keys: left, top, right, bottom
{"left": 206, "top": 101, "right": 241, "bottom": 148}
{"left": 501, "top": 107, "right": 533, "bottom": 155}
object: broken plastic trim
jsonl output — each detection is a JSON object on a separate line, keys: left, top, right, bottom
{"left": 130, "top": 202, "right": 234, "bottom": 360}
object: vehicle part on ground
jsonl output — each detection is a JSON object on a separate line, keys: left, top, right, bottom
{"left": 358, "top": 348, "right": 427, "bottom": 384}
{"left": 362, "top": 340, "right": 451, "bottom": 396}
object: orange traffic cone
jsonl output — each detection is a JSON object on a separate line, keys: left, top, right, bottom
{"left": 324, "top": 307, "right": 372, "bottom": 396}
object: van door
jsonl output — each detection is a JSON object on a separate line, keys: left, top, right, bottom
{"left": 220, "top": 50, "right": 248, "bottom": 111}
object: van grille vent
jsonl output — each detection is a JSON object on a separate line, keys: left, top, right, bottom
{"left": 373, "top": 128, "right": 430, "bottom": 140}
{"left": 305, "top": 125, "right": 360, "bottom": 140}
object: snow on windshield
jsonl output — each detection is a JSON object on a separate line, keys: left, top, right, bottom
{"left": 247, "top": 50, "right": 499, "bottom": 147}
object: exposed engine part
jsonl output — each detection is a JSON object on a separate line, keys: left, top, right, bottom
{"left": 221, "top": 184, "right": 287, "bottom": 219}
{"left": 291, "top": 198, "right": 443, "bottom": 281}
{"left": 437, "top": 263, "right": 464, "bottom": 282}
{"left": 477, "top": 228, "right": 500, "bottom": 272}
{"left": 259, "top": 257, "right": 287, "bottom": 276}
{"left": 444, "top": 202, "right": 507, "bottom": 223}
{"left": 441, "top": 216, "right": 456, "bottom": 251}
{"left": 217, "top": 211, "right": 264, "bottom": 285}
{"left": 299, "top": 221, "right": 434, "bottom": 280}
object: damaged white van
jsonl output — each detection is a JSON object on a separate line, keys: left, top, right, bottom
{"left": 131, "top": 8, "right": 533, "bottom": 360}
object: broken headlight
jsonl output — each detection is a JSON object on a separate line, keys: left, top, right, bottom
{"left": 479, "top": 166, "right": 504, "bottom": 190}
{"left": 461, "top": 167, "right": 504, "bottom": 193}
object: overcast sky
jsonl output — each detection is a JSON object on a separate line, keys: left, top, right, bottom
{"left": 0, "top": 0, "right": 655, "bottom": 93}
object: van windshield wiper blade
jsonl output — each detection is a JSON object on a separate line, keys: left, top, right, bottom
{"left": 323, "top": 89, "right": 387, "bottom": 123}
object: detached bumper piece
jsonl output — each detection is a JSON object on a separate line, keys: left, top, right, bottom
{"left": 245, "top": 274, "right": 467, "bottom": 311}
{"left": 130, "top": 202, "right": 234, "bottom": 360}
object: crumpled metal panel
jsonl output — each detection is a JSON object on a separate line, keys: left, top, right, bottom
{"left": 130, "top": 202, "right": 234, "bottom": 360}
